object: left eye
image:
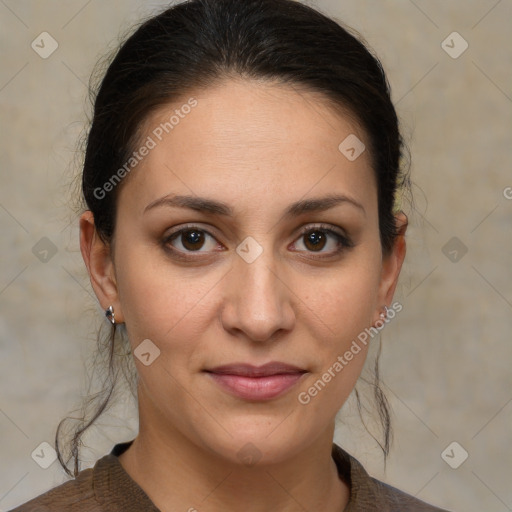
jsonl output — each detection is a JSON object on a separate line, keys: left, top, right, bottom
{"left": 291, "top": 225, "right": 350, "bottom": 254}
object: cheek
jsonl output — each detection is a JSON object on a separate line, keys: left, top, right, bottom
{"left": 294, "top": 255, "right": 381, "bottom": 408}
{"left": 113, "top": 241, "right": 208, "bottom": 346}
{"left": 302, "top": 257, "right": 381, "bottom": 339}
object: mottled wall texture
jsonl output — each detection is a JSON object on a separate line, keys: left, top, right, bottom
{"left": 1, "top": 1, "right": 511, "bottom": 511}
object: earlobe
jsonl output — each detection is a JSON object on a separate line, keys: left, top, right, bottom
{"left": 79, "top": 211, "right": 124, "bottom": 323}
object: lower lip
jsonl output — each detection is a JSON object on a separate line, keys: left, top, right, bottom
{"left": 206, "top": 372, "right": 306, "bottom": 401}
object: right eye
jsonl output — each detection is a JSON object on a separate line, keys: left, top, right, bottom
{"left": 163, "top": 225, "right": 222, "bottom": 256}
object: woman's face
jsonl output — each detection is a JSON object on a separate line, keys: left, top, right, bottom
{"left": 84, "top": 78, "right": 405, "bottom": 465}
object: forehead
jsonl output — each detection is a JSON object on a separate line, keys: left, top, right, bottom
{"left": 117, "top": 78, "right": 376, "bottom": 217}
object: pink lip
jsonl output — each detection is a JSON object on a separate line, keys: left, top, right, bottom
{"left": 204, "top": 362, "right": 308, "bottom": 401}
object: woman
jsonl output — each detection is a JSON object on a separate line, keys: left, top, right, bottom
{"left": 11, "top": 0, "right": 451, "bottom": 510}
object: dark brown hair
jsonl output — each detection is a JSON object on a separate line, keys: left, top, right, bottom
{"left": 58, "top": 0, "right": 411, "bottom": 477}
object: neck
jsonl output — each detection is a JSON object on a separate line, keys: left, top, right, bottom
{"left": 118, "top": 410, "right": 349, "bottom": 512}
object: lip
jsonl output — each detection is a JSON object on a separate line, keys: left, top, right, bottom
{"left": 204, "top": 362, "right": 308, "bottom": 401}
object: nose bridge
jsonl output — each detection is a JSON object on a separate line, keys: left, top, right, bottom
{"left": 221, "top": 235, "right": 295, "bottom": 342}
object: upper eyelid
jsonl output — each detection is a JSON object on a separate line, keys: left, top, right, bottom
{"left": 166, "top": 222, "right": 347, "bottom": 237}
{"left": 165, "top": 223, "right": 218, "bottom": 240}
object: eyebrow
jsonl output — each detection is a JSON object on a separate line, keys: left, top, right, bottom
{"left": 143, "top": 193, "right": 365, "bottom": 217}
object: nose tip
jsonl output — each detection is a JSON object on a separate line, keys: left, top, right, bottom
{"left": 220, "top": 252, "right": 295, "bottom": 343}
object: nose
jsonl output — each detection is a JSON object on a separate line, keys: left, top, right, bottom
{"left": 219, "top": 244, "right": 296, "bottom": 343}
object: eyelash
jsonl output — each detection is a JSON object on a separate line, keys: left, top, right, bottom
{"left": 162, "top": 223, "right": 353, "bottom": 261}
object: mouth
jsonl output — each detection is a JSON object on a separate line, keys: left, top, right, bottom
{"left": 203, "top": 362, "right": 308, "bottom": 401}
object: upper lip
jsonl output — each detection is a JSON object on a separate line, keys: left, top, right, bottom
{"left": 205, "top": 362, "right": 307, "bottom": 377}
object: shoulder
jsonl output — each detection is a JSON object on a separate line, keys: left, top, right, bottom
{"left": 8, "top": 451, "right": 127, "bottom": 512}
{"left": 366, "top": 477, "right": 451, "bottom": 511}
{"left": 7, "top": 466, "right": 99, "bottom": 512}
{"left": 332, "top": 443, "right": 452, "bottom": 512}
{"left": 9, "top": 448, "right": 158, "bottom": 512}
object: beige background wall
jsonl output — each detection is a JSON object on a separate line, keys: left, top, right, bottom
{"left": 1, "top": 1, "right": 511, "bottom": 511}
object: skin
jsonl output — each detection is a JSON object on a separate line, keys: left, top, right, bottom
{"left": 80, "top": 78, "right": 407, "bottom": 512}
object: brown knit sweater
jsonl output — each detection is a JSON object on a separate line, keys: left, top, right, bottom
{"left": 9, "top": 440, "right": 450, "bottom": 511}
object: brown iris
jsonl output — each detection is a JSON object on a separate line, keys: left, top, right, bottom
{"left": 180, "top": 229, "right": 206, "bottom": 251}
{"left": 303, "top": 231, "right": 327, "bottom": 252}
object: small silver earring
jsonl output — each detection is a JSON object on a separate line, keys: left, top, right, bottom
{"left": 105, "top": 305, "right": 115, "bottom": 325}
{"left": 380, "top": 305, "right": 389, "bottom": 320}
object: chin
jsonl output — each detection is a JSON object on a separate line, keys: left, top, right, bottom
{"left": 197, "top": 420, "right": 313, "bottom": 468}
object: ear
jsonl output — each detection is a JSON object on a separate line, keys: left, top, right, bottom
{"left": 79, "top": 211, "right": 125, "bottom": 323}
{"left": 374, "top": 212, "right": 408, "bottom": 321}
